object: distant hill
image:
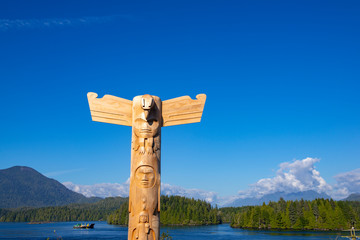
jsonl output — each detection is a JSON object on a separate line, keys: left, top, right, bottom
{"left": 225, "top": 190, "right": 331, "bottom": 207}
{"left": 0, "top": 166, "right": 101, "bottom": 208}
{"left": 343, "top": 193, "right": 360, "bottom": 201}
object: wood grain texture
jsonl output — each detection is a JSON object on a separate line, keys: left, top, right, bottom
{"left": 162, "top": 94, "right": 206, "bottom": 127}
{"left": 87, "top": 92, "right": 132, "bottom": 126}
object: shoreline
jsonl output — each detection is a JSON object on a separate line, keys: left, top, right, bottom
{"left": 231, "top": 225, "right": 346, "bottom": 232}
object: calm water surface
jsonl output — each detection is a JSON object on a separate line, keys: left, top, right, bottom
{"left": 0, "top": 222, "right": 342, "bottom": 240}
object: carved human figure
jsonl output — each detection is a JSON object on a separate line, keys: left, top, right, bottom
{"left": 129, "top": 158, "right": 160, "bottom": 239}
{"left": 132, "top": 211, "right": 155, "bottom": 240}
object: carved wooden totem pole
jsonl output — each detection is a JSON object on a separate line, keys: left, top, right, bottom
{"left": 87, "top": 92, "right": 206, "bottom": 240}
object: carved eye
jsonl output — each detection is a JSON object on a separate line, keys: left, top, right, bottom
{"left": 142, "top": 98, "right": 145, "bottom": 108}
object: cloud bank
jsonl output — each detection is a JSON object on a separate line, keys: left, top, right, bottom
{"left": 333, "top": 168, "right": 360, "bottom": 199}
{"left": 237, "top": 157, "right": 332, "bottom": 199}
{"left": 63, "top": 180, "right": 222, "bottom": 204}
{"left": 63, "top": 180, "right": 129, "bottom": 198}
{"left": 63, "top": 158, "right": 360, "bottom": 205}
{"left": 161, "top": 183, "right": 221, "bottom": 204}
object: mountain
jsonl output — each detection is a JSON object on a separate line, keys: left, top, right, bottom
{"left": 0, "top": 166, "right": 101, "bottom": 208}
{"left": 343, "top": 193, "right": 360, "bottom": 201}
{"left": 225, "top": 190, "right": 331, "bottom": 207}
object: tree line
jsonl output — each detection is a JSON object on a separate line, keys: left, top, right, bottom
{"left": 0, "top": 197, "right": 127, "bottom": 222}
{"left": 2, "top": 195, "right": 360, "bottom": 231}
{"left": 231, "top": 198, "right": 360, "bottom": 230}
{"left": 0, "top": 195, "right": 222, "bottom": 226}
{"left": 108, "top": 195, "right": 222, "bottom": 226}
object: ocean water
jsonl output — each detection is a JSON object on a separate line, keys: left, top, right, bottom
{"left": 0, "top": 222, "right": 342, "bottom": 240}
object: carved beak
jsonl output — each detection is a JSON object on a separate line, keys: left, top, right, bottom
{"left": 141, "top": 97, "right": 153, "bottom": 111}
{"left": 144, "top": 110, "right": 150, "bottom": 120}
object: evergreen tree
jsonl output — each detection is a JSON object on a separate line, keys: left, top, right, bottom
{"left": 230, "top": 198, "right": 360, "bottom": 231}
{"left": 107, "top": 195, "right": 222, "bottom": 226}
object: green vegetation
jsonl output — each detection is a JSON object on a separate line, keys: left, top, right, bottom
{"left": 107, "top": 201, "right": 129, "bottom": 225}
{"left": 161, "top": 195, "right": 221, "bottom": 225}
{"left": 1, "top": 195, "right": 221, "bottom": 225}
{"left": 0, "top": 197, "right": 127, "bottom": 222}
{"left": 219, "top": 206, "right": 250, "bottom": 223}
{"left": 2, "top": 193, "right": 360, "bottom": 231}
{"left": 231, "top": 198, "right": 360, "bottom": 230}
{"left": 108, "top": 195, "right": 222, "bottom": 226}
{"left": 160, "top": 231, "right": 172, "bottom": 240}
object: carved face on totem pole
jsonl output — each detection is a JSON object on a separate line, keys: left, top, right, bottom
{"left": 87, "top": 92, "right": 206, "bottom": 240}
{"left": 139, "top": 211, "right": 149, "bottom": 223}
{"left": 135, "top": 166, "right": 156, "bottom": 188}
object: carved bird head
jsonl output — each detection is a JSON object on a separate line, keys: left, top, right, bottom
{"left": 141, "top": 94, "right": 154, "bottom": 119}
{"left": 141, "top": 94, "right": 154, "bottom": 110}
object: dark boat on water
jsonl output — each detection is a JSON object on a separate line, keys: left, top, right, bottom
{"left": 73, "top": 223, "right": 95, "bottom": 229}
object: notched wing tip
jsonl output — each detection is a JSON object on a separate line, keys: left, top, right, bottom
{"left": 87, "top": 92, "right": 98, "bottom": 99}
{"left": 196, "top": 94, "right": 207, "bottom": 101}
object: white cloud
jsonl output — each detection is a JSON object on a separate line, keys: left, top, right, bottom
{"left": 233, "top": 158, "right": 360, "bottom": 201}
{"left": 161, "top": 183, "right": 222, "bottom": 205}
{"left": 0, "top": 15, "right": 129, "bottom": 31}
{"left": 63, "top": 180, "right": 129, "bottom": 198}
{"left": 63, "top": 180, "right": 222, "bottom": 205}
{"left": 333, "top": 168, "right": 360, "bottom": 199}
{"left": 236, "top": 157, "right": 332, "bottom": 199}
{"left": 62, "top": 158, "right": 359, "bottom": 205}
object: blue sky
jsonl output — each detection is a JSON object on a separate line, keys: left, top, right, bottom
{"left": 1, "top": 0, "right": 359, "bottom": 202}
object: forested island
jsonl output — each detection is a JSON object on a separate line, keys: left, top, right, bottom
{"left": 0, "top": 197, "right": 127, "bottom": 222}
{"left": 0, "top": 195, "right": 221, "bottom": 226}
{"left": 107, "top": 195, "right": 221, "bottom": 226}
{"left": 1, "top": 195, "right": 360, "bottom": 231}
{"left": 230, "top": 198, "right": 360, "bottom": 230}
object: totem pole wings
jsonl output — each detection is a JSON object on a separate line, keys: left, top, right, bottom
{"left": 162, "top": 94, "right": 207, "bottom": 126}
{"left": 87, "top": 92, "right": 206, "bottom": 127}
{"left": 87, "top": 92, "right": 133, "bottom": 126}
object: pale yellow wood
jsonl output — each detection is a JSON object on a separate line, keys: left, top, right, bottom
{"left": 87, "top": 92, "right": 132, "bottom": 126}
{"left": 129, "top": 95, "right": 161, "bottom": 240}
{"left": 86, "top": 92, "right": 206, "bottom": 240}
{"left": 162, "top": 94, "right": 206, "bottom": 127}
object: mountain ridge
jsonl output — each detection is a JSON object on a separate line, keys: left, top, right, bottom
{"left": 224, "top": 190, "right": 331, "bottom": 207}
{"left": 0, "top": 166, "right": 100, "bottom": 208}
{"left": 343, "top": 193, "right": 360, "bottom": 201}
